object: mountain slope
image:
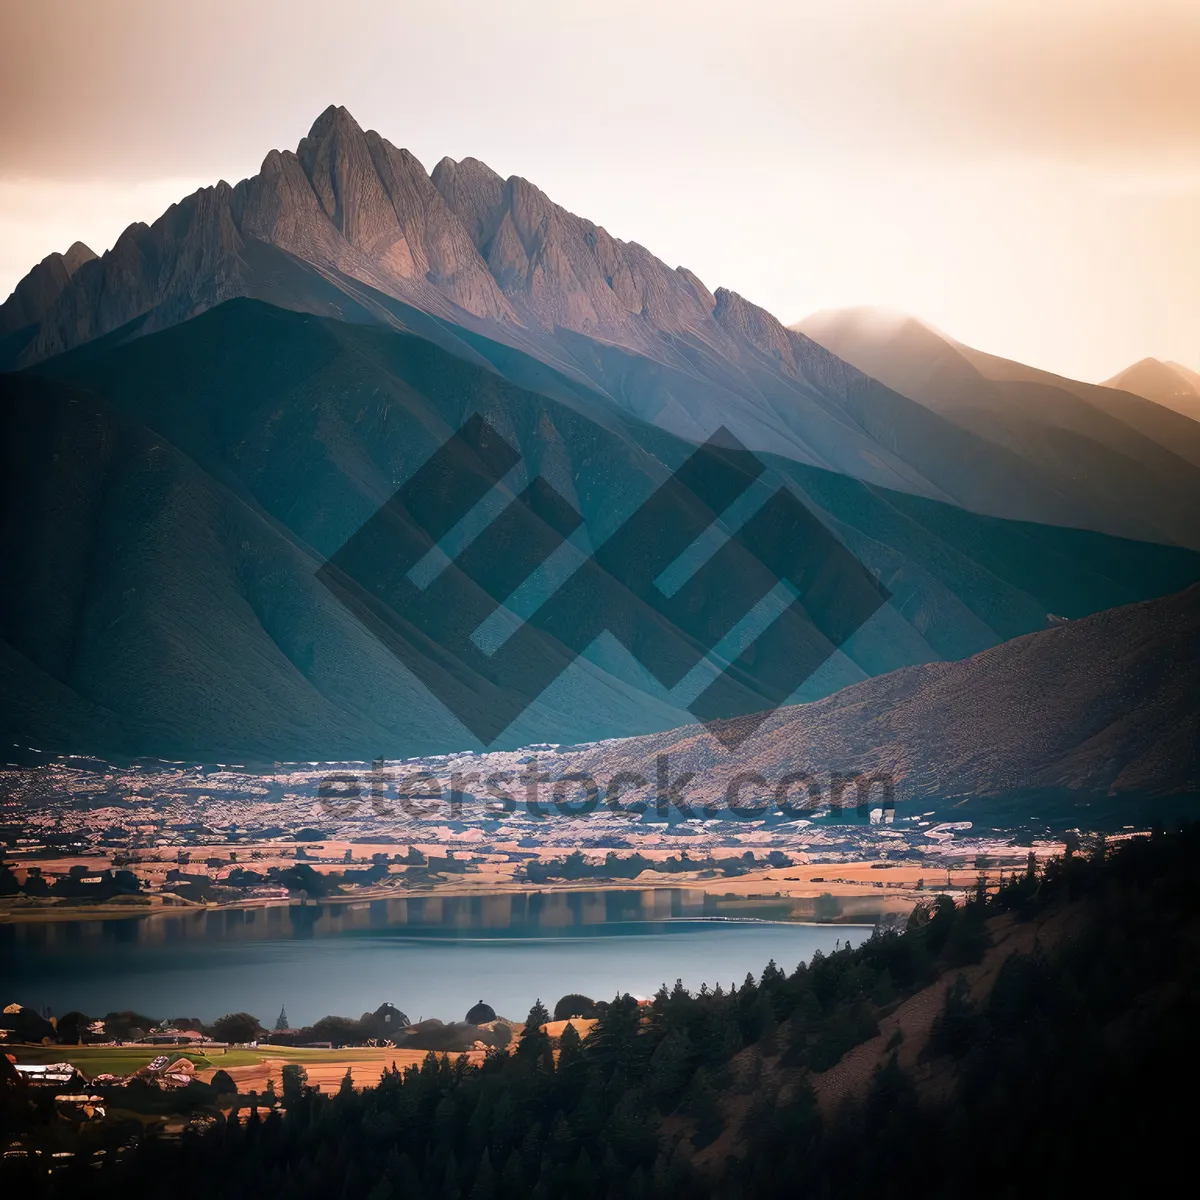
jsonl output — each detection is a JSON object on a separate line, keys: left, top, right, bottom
{"left": 1104, "top": 357, "right": 1200, "bottom": 423}
{"left": 573, "top": 584, "right": 1200, "bottom": 805}
{"left": 4, "top": 299, "right": 1197, "bottom": 762}
{"left": 797, "top": 307, "right": 1200, "bottom": 546}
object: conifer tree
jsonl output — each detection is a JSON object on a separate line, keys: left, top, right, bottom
{"left": 468, "top": 1150, "right": 496, "bottom": 1200}
{"left": 516, "top": 999, "right": 553, "bottom": 1072}
{"left": 556, "top": 1018, "right": 584, "bottom": 1073}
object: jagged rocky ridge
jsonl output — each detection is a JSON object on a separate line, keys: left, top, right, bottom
{"left": 0, "top": 241, "right": 96, "bottom": 338}
{"left": 8, "top": 107, "right": 1200, "bottom": 548}
{"left": 0, "top": 105, "right": 787, "bottom": 371}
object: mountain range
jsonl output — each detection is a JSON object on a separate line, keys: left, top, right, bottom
{"left": 2, "top": 105, "right": 1199, "bottom": 782}
{"left": 796, "top": 307, "right": 1200, "bottom": 546}
{"left": 1104, "top": 357, "right": 1200, "bottom": 423}
{"left": 6, "top": 106, "right": 1200, "bottom": 549}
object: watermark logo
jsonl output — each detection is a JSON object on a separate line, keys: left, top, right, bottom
{"left": 317, "top": 416, "right": 888, "bottom": 748}
{"left": 320, "top": 756, "right": 897, "bottom": 824}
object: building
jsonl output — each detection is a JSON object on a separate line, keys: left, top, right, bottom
{"left": 13, "top": 1062, "right": 83, "bottom": 1088}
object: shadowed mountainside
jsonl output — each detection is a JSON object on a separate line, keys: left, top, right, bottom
{"left": 796, "top": 307, "right": 1200, "bottom": 549}
{"left": 574, "top": 584, "right": 1200, "bottom": 806}
{"left": 3, "top": 299, "right": 1198, "bottom": 762}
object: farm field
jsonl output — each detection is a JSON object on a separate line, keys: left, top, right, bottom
{"left": 8, "top": 1044, "right": 263, "bottom": 1076}
{"left": 9, "top": 1019, "right": 596, "bottom": 1090}
{"left": 6, "top": 1041, "right": 486, "bottom": 1091}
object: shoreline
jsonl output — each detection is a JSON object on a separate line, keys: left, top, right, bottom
{"left": 0, "top": 860, "right": 976, "bottom": 927}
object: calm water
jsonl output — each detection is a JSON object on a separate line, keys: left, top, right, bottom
{"left": 5, "top": 890, "right": 870, "bottom": 1024}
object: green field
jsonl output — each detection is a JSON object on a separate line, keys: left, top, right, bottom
{"left": 10, "top": 1044, "right": 264, "bottom": 1076}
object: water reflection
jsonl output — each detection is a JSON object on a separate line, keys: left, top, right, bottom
{"left": 2, "top": 887, "right": 842, "bottom": 950}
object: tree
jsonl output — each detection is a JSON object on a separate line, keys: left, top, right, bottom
{"left": 686, "top": 1068, "right": 724, "bottom": 1148}
{"left": 943, "top": 903, "right": 989, "bottom": 967}
{"left": 516, "top": 999, "right": 553, "bottom": 1067}
{"left": 557, "top": 1019, "right": 585, "bottom": 1073}
{"left": 1, "top": 1005, "right": 55, "bottom": 1044}
{"left": 604, "top": 1087, "right": 659, "bottom": 1168}
{"left": 210, "top": 1069, "right": 237, "bottom": 1095}
{"left": 275, "top": 1005, "right": 289, "bottom": 1031}
{"left": 647, "top": 1026, "right": 694, "bottom": 1112}
{"left": 55, "top": 1011, "right": 92, "bottom": 1045}
{"left": 927, "top": 976, "right": 978, "bottom": 1060}
{"left": 339, "top": 1066, "right": 354, "bottom": 1096}
{"left": 470, "top": 1151, "right": 497, "bottom": 1200}
{"left": 587, "top": 993, "right": 642, "bottom": 1076}
{"left": 102, "top": 1010, "right": 159, "bottom": 1041}
{"left": 0, "top": 862, "right": 19, "bottom": 896}
{"left": 210, "top": 1012, "right": 262, "bottom": 1044}
{"left": 20, "top": 867, "right": 49, "bottom": 896}
{"left": 310, "top": 1014, "right": 361, "bottom": 1045}
{"left": 553, "top": 993, "right": 598, "bottom": 1020}
{"left": 281, "top": 1062, "right": 308, "bottom": 1102}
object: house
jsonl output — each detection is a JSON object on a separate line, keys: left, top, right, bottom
{"left": 54, "top": 1094, "right": 106, "bottom": 1119}
{"left": 145, "top": 1028, "right": 205, "bottom": 1045}
{"left": 13, "top": 1062, "right": 82, "bottom": 1087}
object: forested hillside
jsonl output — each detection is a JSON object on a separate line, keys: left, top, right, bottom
{"left": 5, "top": 825, "right": 1198, "bottom": 1197}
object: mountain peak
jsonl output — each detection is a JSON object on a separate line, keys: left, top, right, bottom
{"left": 0, "top": 241, "right": 99, "bottom": 336}
{"left": 62, "top": 242, "right": 97, "bottom": 273}
{"left": 304, "top": 103, "right": 365, "bottom": 143}
{"left": 292, "top": 103, "right": 399, "bottom": 245}
{"left": 1105, "top": 357, "right": 1200, "bottom": 421}
{"left": 430, "top": 156, "right": 507, "bottom": 253}
{"left": 0, "top": 109, "right": 910, "bottom": 391}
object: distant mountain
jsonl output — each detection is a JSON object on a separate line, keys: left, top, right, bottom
{"left": 574, "top": 583, "right": 1200, "bottom": 807}
{"left": 3, "top": 299, "right": 1198, "bottom": 762}
{"left": 1105, "top": 357, "right": 1200, "bottom": 423}
{"left": 797, "top": 307, "right": 1200, "bottom": 547}
{"left": 6, "top": 108, "right": 1200, "bottom": 548}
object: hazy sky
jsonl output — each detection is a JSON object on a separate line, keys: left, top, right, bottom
{"left": 2, "top": 0, "right": 1198, "bottom": 381}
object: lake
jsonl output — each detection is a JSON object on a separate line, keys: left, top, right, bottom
{"left": 4, "top": 889, "right": 872, "bottom": 1025}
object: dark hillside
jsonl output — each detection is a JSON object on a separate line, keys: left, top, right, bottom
{"left": 5, "top": 826, "right": 1198, "bottom": 1198}
{"left": 3, "top": 300, "right": 1199, "bottom": 760}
